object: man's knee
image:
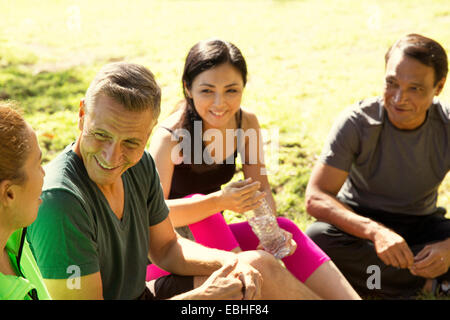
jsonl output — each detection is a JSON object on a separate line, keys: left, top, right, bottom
{"left": 305, "top": 221, "right": 336, "bottom": 248}
{"left": 237, "top": 250, "right": 282, "bottom": 277}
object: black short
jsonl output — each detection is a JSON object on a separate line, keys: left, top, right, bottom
{"left": 137, "top": 275, "right": 194, "bottom": 300}
{"left": 346, "top": 203, "right": 450, "bottom": 245}
{"left": 306, "top": 204, "right": 450, "bottom": 298}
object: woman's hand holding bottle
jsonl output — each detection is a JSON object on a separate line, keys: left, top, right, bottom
{"left": 219, "top": 178, "right": 266, "bottom": 213}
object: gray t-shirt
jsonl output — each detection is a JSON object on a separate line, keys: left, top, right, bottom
{"left": 319, "top": 96, "right": 450, "bottom": 216}
{"left": 27, "top": 145, "right": 169, "bottom": 299}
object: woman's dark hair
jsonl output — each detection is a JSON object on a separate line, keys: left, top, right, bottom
{"left": 385, "top": 33, "right": 448, "bottom": 85}
{"left": 173, "top": 39, "right": 247, "bottom": 163}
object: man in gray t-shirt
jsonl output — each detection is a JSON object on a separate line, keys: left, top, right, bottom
{"left": 305, "top": 34, "right": 450, "bottom": 299}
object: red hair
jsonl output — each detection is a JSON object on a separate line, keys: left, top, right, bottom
{"left": 0, "top": 101, "right": 30, "bottom": 183}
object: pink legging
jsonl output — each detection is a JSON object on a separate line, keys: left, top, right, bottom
{"left": 147, "top": 195, "right": 330, "bottom": 283}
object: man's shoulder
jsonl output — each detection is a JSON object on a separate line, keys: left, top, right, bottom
{"left": 42, "top": 145, "right": 89, "bottom": 197}
{"left": 342, "top": 96, "right": 384, "bottom": 127}
{"left": 35, "top": 147, "right": 98, "bottom": 232}
{"left": 432, "top": 98, "right": 450, "bottom": 124}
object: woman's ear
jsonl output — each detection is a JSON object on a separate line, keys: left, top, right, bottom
{"left": 0, "top": 180, "right": 15, "bottom": 208}
{"left": 183, "top": 81, "right": 192, "bottom": 99}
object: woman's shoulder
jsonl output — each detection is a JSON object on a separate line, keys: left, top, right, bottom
{"left": 158, "top": 109, "right": 184, "bottom": 131}
{"left": 150, "top": 111, "right": 184, "bottom": 154}
{"left": 240, "top": 107, "right": 260, "bottom": 130}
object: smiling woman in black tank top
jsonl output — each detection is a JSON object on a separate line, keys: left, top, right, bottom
{"left": 150, "top": 39, "right": 271, "bottom": 230}
{"left": 146, "top": 39, "right": 361, "bottom": 300}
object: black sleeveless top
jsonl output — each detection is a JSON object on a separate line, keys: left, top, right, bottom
{"left": 163, "top": 110, "right": 243, "bottom": 199}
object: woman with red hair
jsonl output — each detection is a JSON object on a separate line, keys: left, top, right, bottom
{"left": 0, "top": 101, "right": 50, "bottom": 300}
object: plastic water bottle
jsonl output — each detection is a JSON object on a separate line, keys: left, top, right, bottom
{"left": 244, "top": 195, "right": 291, "bottom": 259}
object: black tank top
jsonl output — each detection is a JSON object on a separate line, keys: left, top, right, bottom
{"left": 163, "top": 109, "right": 243, "bottom": 199}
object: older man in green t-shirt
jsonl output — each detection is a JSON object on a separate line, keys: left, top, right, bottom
{"left": 27, "top": 62, "right": 325, "bottom": 300}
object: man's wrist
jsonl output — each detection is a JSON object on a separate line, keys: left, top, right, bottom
{"left": 365, "top": 219, "right": 385, "bottom": 242}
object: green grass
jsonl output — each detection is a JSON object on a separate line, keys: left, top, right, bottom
{"left": 1, "top": 0, "right": 450, "bottom": 299}
{"left": 2, "top": 0, "right": 449, "bottom": 222}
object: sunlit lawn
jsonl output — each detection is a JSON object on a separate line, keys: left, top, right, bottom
{"left": 1, "top": 0, "right": 450, "bottom": 243}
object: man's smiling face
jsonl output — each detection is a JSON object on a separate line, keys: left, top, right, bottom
{"left": 78, "top": 94, "right": 155, "bottom": 189}
{"left": 383, "top": 50, "right": 445, "bottom": 130}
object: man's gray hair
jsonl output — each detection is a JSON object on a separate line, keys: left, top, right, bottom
{"left": 85, "top": 62, "right": 161, "bottom": 119}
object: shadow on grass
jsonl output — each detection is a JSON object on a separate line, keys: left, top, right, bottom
{"left": 0, "top": 46, "right": 94, "bottom": 162}
{"left": 0, "top": 64, "right": 90, "bottom": 115}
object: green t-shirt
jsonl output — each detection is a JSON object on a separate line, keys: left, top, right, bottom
{"left": 27, "top": 145, "right": 169, "bottom": 300}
